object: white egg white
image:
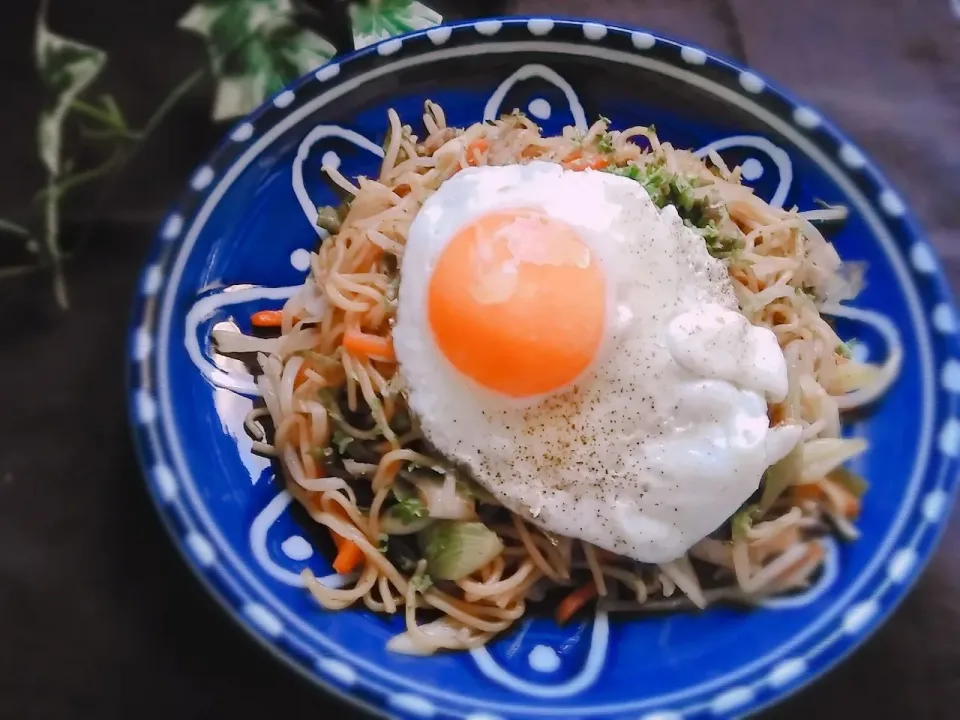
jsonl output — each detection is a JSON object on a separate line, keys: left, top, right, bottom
{"left": 393, "top": 162, "right": 800, "bottom": 564}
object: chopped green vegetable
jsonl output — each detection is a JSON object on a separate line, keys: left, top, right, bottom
{"left": 694, "top": 220, "right": 740, "bottom": 260}
{"left": 596, "top": 132, "right": 615, "bottom": 154}
{"left": 316, "top": 205, "right": 341, "bottom": 234}
{"left": 731, "top": 504, "right": 758, "bottom": 541}
{"left": 410, "top": 572, "right": 433, "bottom": 592}
{"left": 408, "top": 472, "right": 476, "bottom": 520}
{"left": 829, "top": 467, "right": 869, "bottom": 498}
{"left": 378, "top": 534, "right": 390, "bottom": 554}
{"left": 605, "top": 164, "right": 642, "bottom": 181}
{"left": 604, "top": 160, "right": 741, "bottom": 259}
{"left": 759, "top": 443, "right": 802, "bottom": 513}
{"left": 417, "top": 521, "right": 504, "bottom": 581}
{"left": 393, "top": 497, "right": 427, "bottom": 524}
{"left": 391, "top": 479, "right": 417, "bottom": 502}
{"left": 835, "top": 339, "right": 858, "bottom": 360}
{"left": 381, "top": 498, "right": 433, "bottom": 535}
{"left": 799, "top": 284, "right": 818, "bottom": 301}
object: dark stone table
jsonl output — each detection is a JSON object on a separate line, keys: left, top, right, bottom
{"left": 1, "top": 1, "right": 957, "bottom": 717}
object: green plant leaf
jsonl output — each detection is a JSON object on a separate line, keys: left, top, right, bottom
{"left": 350, "top": 0, "right": 442, "bottom": 49}
{"left": 179, "top": 0, "right": 336, "bottom": 120}
{"left": 34, "top": 1, "right": 108, "bottom": 307}
{"left": 35, "top": 3, "right": 106, "bottom": 175}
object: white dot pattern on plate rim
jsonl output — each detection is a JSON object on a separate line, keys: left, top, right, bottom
{"left": 133, "top": 327, "right": 152, "bottom": 361}
{"left": 631, "top": 31, "right": 656, "bottom": 49}
{"left": 142, "top": 265, "right": 162, "bottom": 294}
{"left": 389, "top": 693, "right": 436, "bottom": 717}
{"left": 378, "top": 38, "right": 402, "bottom": 55}
{"left": 880, "top": 189, "right": 907, "bottom": 217}
{"left": 911, "top": 243, "right": 937, "bottom": 274}
{"left": 185, "top": 532, "right": 216, "bottom": 567}
{"left": 886, "top": 548, "right": 917, "bottom": 583}
{"left": 273, "top": 90, "right": 295, "bottom": 108}
{"left": 316, "top": 657, "right": 358, "bottom": 686}
{"left": 710, "top": 687, "right": 755, "bottom": 714}
{"left": 527, "top": 19, "right": 554, "bottom": 36}
{"left": 938, "top": 418, "right": 960, "bottom": 457}
{"left": 230, "top": 122, "right": 253, "bottom": 142}
{"left": 793, "top": 106, "right": 821, "bottom": 128}
{"left": 839, "top": 144, "right": 866, "bottom": 168}
{"left": 739, "top": 71, "right": 765, "bottom": 93}
{"left": 153, "top": 464, "right": 178, "bottom": 502}
{"left": 923, "top": 490, "right": 948, "bottom": 521}
{"left": 583, "top": 22, "right": 607, "bottom": 40}
{"left": 136, "top": 391, "right": 156, "bottom": 424}
{"left": 842, "top": 600, "right": 878, "bottom": 635}
{"left": 190, "top": 166, "right": 214, "bottom": 191}
{"left": 941, "top": 360, "right": 960, "bottom": 393}
{"left": 475, "top": 20, "right": 502, "bottom": 36}
{"left": 315, "top": 64, "right": 340, "bottom": 81}
{"left": 933, "top": 303, "right": 956, "bottom": 334}
{"left": 427, "top": 27, "right": 451, "bottom": 45}
{"left": 244, "top": 603, "right": 283, "bottom": 637}
{"left": 161, "top": 214, "right": 183, "bottom": 240}
{"left": 767, "top": 658, "right": 807, "bottom": 688}
{"left": 680, "top": 46, "right": 707, "bottom": 64}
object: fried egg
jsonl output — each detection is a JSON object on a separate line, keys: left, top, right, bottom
{"left": 393, "top": 161, "right": 800, "bottom": 563}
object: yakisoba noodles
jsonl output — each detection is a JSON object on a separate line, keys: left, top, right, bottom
{"left": 214, "top": 101, "right": 901, "bottom": 655}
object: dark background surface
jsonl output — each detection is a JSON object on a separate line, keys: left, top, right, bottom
{"left": 1, "top": 1, "right": 959, "bottom": 718}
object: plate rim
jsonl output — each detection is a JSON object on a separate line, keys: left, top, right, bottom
{"left": 127, "top": 16, "right": 960, "bottom": 719}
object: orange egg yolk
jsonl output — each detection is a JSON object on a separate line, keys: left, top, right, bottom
{"left": 427, "top": 209, "right": 606, "bottom": 398}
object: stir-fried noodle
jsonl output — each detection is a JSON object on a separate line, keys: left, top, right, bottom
{"left": 213, "top": 102, "right": 901, "bottom": 654}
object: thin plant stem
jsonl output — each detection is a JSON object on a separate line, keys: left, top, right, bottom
{"left": 34, "top": 147, "right": 125, "bottom": 204}
{"left": 69, "top": 97, "right": 118, "bottom": 126}
{"left": 43, "top": 172, "right": 67, "bottom": 307}
{"left": 140, "top": 69, "right": 206, "bottom": 145}
{"left": 0, "top": 264, "right": 42, "bottom": 279}
{"left": 0, "top": 218, "right": 30, "bottom": 237}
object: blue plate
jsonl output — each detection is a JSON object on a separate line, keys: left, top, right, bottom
{"left": 127, "top": 17, "right": 960, "bottom": 720}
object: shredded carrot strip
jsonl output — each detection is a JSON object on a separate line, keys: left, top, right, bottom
{"left": 333, "top": 541, "right": 365, "bottom": 574}
{"left": 821, "top": 477, "right": 861, "bottom": 519}
{"left": 791, "top": 482, "right": 823, "bottom": 503}
{"left": 251, "top": 309, "right": 284, "bottom": 327}
{"left": 312, "top": 496, "right": 359, "bottom": 563}
{"left": 560, "top": 149, "right": 609, "bottom": 171}
{"left": 466, "top": 139, "right": 489, "bottom": 166}
{"left": 294, "top": 364, "right": 310, "bottom": 388}
{"left": 570, "top": 157, "right": 610, "bottom": 171}
{"left": 792, "top": 480, "right": 859, "bottom": 519}
{"left": 343, "top": 329, "right": 395, "bottom": 362}
{"left": 556, "top": 582, "right": 597, "bottom": 625}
